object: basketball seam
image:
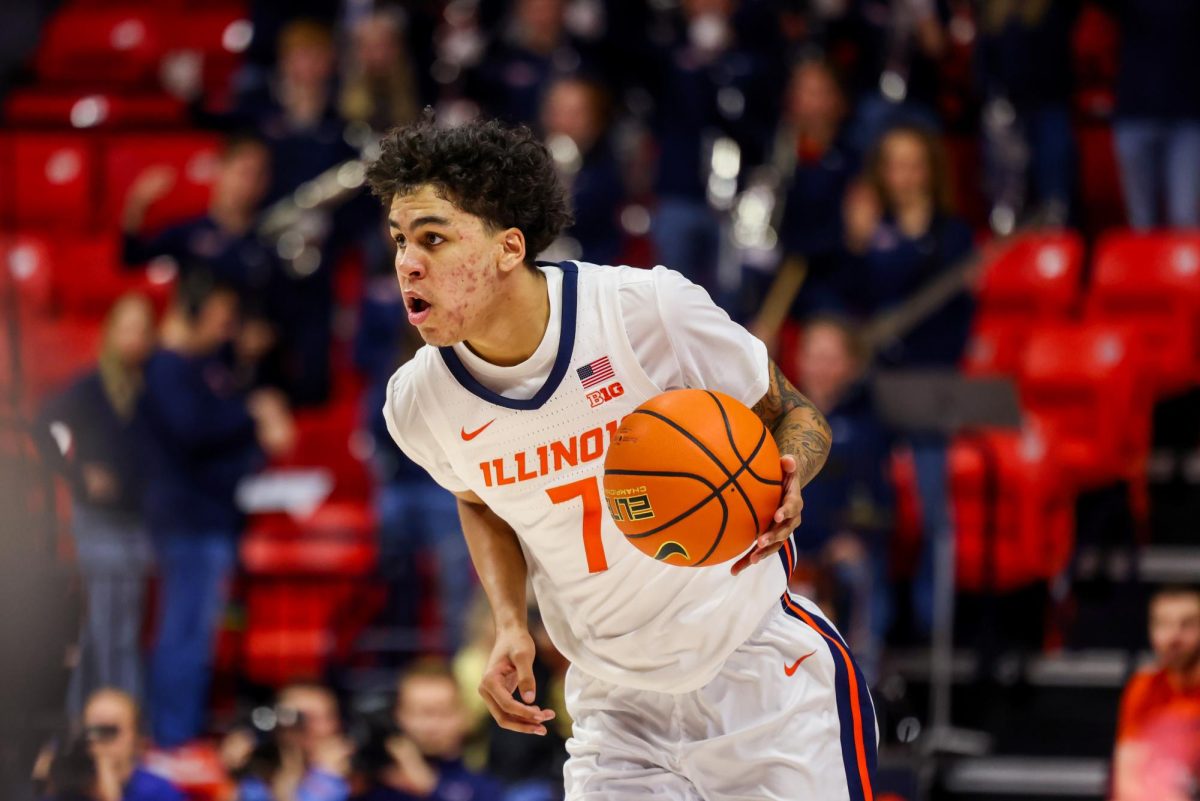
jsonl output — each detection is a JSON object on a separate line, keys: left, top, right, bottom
{"left": 703, "top": 389, "right": 781, "bottom": 487}
{"left": 629, "top": 408, "right": 763, "bottom": 534}
{"left": 605, "top": 468, "right": 732, "bottom": 565}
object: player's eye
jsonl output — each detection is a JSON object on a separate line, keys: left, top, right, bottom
{"left": 424, "top": 232, "right": 445, "bottom": 246}
{"left": 393, "top": 235, "right": 406, "bottom": 249}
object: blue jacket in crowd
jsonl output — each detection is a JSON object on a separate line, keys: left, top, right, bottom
{"left": 794, "top": 382, "right": 894, "bottom": 555}
{"left": 854, "top": 214, "right": 976, "bottom": 369}
{"left": 139, "top": 349, "right": 262, "bottom": 536}
{"left": 36, "top": 370, "right": 149, "bottom": 515}
{"left": 1102, "top": 0, "right": 1200, "bottom": 121}
{"left": 354, "top": 758, "right": 504, "bottom": 801}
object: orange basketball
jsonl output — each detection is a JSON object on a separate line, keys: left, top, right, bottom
{"left": 602, "top": 389, "right": 783, "bottom": 567}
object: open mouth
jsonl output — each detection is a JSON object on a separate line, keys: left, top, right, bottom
{"left": 405, "top": 294, "right": 432, "bottom": 325}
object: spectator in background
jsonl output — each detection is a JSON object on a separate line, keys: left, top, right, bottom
{"left": 120, "top": 135, "right": 287, "bottom": 393}
{"left": 647, "top": 0, "right": 777, "bottom": 300}
{"left": 355, "top": 267, "right": 474, "bottom": 655}
{"left": 976, "top": 0, "right": 1079, "bottom": 228}
{"left": 225, "top": 683, "right": 352, "bottom": 801}
{"left": 539, "top": 76, "right": 626, "bottom": 265}
{"left": 339, "top": 8, "right": 421, "bottom": 135}
{"left": 235, "top": 20, "right": 353, "bottom": 204}
{"left": 355, "top": 660, "right": 503, "bottom": 801}
{"left": 140, "top": 274, "right": 294, "bottom": 747}
{"left": 121, "top": 135, "right": 277, "bottom": 313}
{"left": 35, "top": 296, "right": 157, "bottom": 716}
{"left": 1112, "top": 586, "right": 1200, "bottom": 801}
{"left": 473, "top": 0, "right": 594, "bottom": 126}
{"left": 843, "top": 123, "right": 974, "bottom": 635}
{"left": 843, "top": 0, "right": 947, "bottom": 154}
{"left": 844, "top": 123, "right": 975, "bottom": 369}
{"left": 235, "top": 19, "right": 360, "bottom": 406}
{"left": 80, "top": 689, "right": 183, "bottom": 801}
{"left": 1101, "top": 0, "right": 1200, "bottom": 229}
{"left": 749, "top": 57, "right": 859, "bottom": 340}
{"left": 790, "top": 317, "right": 893, "bottom": 683}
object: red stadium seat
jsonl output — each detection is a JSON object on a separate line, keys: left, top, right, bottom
{"left": 963, "top": 317, "right": 1029, "bottom": 377}
{"left": 275, "top": 407, "right": 374, "bottom": 502}
{"left": 965, "top": 232, "right": 1086, "bottom": 376}
{"left": 34, "top": 8, "right": 166, "bottom": 88}
{"left": 240, "top": 501, "right": 379, "bottom": 686}
{"left": 10, "top": 134, "right": 98, "bottom": 230}
{"left": 165, "top": 9, "right": 253, "bottom": 109}
{"left": 977, "top": 232, "right": 1086, "bottom": 320}
{"left": 1, "top": 234, "right": 56, "bottom": 318}
{"left": 52, "top": 236, "right": 177, "bottom": 317}
{"left": 1018, "top": 323, "right": 1152, "bottom": 489}
{"left": 1085, "top": 231, "right": 1200, "bottom": 395}
{"left": 19, "top": 316, "right": 105, "bottom": 403}
{"left": 5, "top": 89, "right": 186, "bottom": 129}
{"left": 100, "top": 133, "right": 221, "bottom": 232}
{"left": 0, "top": 136, "right": 11, "bottom": 227}
{"left": 951, "top": 426, "right": 1075, "bottom": 591}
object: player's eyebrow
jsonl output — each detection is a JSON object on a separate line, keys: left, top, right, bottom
{"left": 389, "top": 215, "right": 450, "bottom": 230}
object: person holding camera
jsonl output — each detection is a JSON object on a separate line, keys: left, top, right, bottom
{"left": 40, "top": 688, "right": 184, "bottom": 801}
{"left": 222, "top": 683, "right": 353, "bottom": 801}
{"left": 355, "top": 661, "right": 503, "bottom": 801}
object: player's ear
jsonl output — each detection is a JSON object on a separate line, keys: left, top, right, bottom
{"left": 496, "top": 227, "right": 527, "bottom": 273}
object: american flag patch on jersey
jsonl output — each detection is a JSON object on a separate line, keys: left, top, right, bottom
{"left": 577, "top": 356, "right": 615, "bottom": 389}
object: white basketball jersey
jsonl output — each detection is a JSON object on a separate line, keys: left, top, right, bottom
{"left": 386, "top": 262, "right": 792, "bottom": 692}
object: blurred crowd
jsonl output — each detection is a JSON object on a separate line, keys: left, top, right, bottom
{"left": 17, "top": 0, "right": 1200, "bottom": 799}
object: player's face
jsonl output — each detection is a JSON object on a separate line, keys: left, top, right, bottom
{"left": 388, "top": 186, "right": 510, "bottom": 347}
{"left": 1150, "top": 594, "right": 1200, "bottom": 674}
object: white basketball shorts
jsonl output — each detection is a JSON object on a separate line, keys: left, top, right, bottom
{"left": 563, "top": 591, "right": 879, "bottom": 801}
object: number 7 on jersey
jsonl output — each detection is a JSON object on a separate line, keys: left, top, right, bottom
{"left": 546, "top": 477, "right": 609, "bottom": 574}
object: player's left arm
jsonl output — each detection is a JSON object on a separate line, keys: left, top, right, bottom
{"left": 732, "top": 359, "right": 832, "bottom": 575}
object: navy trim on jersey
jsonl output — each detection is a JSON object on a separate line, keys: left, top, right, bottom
{"left": 780, "top": 594, "right": 878, "bottom": 801}
{"left": 438, "top": 261, "right": 579, "bottom": 411}
{"left": 777, "top": 532, "right": 797, "bottom": 577}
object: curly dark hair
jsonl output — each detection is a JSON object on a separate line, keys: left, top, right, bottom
{"left": 366, "top": 118, "right": 574, "bottom": 262}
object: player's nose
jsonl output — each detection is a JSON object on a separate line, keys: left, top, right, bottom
{"left": 395, "top": 249, "right": 427, "bottom": 280}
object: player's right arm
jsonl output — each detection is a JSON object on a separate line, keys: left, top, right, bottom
{"left": 456, "top": 489, "right": 556, "bottom": 736}
{"left": 383, "top": 365, "right": 553, "bottom": 736}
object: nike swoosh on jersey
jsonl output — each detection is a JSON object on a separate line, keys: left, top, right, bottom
{"left": 784, "top": 650, "right": 818, "bottom": 676}
{"left": 461, "top": 419, "right": 496, "bottom": 441}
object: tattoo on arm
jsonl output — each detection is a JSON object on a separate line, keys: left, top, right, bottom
{"left": 751, "top": 360, "right": 832, "bottom": 488}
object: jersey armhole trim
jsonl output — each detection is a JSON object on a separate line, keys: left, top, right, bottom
{"left": 437, "top": 261, "right": 579, "bottom": 411}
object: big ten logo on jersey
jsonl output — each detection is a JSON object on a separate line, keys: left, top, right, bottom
{"left": 604, "top": 485, "right": 655, "bottom": 522}
{"left": 586, "top": 381, "right": 624, "bottom": 408}
{"left": 478, "top": 420, "right": 621, "bottom": 488}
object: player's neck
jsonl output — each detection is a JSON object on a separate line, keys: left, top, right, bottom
{"left": 462, "top": 265, "right": 550, "bottom": 367}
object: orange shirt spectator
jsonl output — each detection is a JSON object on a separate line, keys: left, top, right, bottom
{"left": 1111, "top": 586, "right": 1200, "bottom": 801}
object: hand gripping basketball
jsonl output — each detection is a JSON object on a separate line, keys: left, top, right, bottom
{"left": 603, "top": 389, "right": 784, "bottom": 567}
{"left": 730, "top": 453, "right": 803, "bottom": 576}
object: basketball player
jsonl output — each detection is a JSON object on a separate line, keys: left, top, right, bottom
{"left": 368, "top": 120, "right": 877, "bottom": 800}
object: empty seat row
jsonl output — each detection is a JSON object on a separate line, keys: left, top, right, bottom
{"left": 969, "top": 230, "right": 1200, "bottom": 395}
{"left": 32, "top": 5, "right": 250, "bottom": 90}
{"left": 0, "top": 132, "right": 220, "bottom": 232}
